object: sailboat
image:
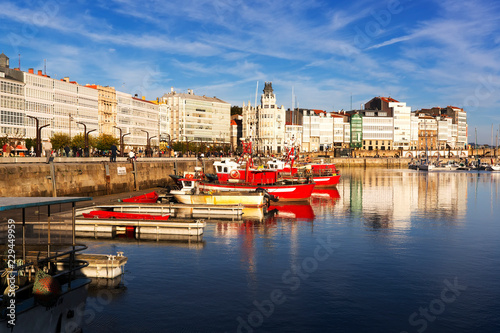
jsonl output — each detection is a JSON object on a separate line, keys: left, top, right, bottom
{"left": 417, "top": 119, "right": 435, "bottom": 171}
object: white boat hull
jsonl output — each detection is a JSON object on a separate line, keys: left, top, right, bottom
{"left": 173, "top": 192, "right": 266, "bottom": 207}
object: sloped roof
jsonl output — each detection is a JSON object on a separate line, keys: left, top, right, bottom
{"left": 162, "top": 92, "right": 229, "bottom": 104}
{"left": 380, "top": 97, "right": 399, "bottom": 103}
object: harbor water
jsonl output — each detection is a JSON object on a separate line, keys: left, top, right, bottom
{"left": 82, "top": 168, "right": 500, "bottom": 333}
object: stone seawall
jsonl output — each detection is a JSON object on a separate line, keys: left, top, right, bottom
{"left": 0, "top": 157, "right": 411, "bottom": 197}
{"left": 0, "top": 159, "right": 206, "bottom": 197}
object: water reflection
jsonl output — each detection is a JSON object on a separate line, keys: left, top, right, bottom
{"left": 268, "top": 203, "right": 315, "bottom": 221}
{"left": 336, "top": 169, "right": 470, "bottom": 229}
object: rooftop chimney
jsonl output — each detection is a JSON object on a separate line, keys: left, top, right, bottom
{"left": 37, "top": 70, "right": 42, "bottom": 75}
{"left": 28, "top": 68, "right": 34, "bottom": 74}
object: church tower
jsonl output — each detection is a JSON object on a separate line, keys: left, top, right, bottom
{"left": 261, "top": 82, "right": 276, "bottom": 108}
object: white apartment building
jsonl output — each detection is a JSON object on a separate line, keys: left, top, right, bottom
{"left": 302, "top": 110, "right": 322, "bottom": 152}
{"left": 24, "top": 70, "right": 99, "bottom": 145}
{"left": 54, "top": 78, "right": 77, "bottom": 138}
{"left": 390, "top": 101, "right": 411, "bottom": 149}
{"left": 24, "top": 70, "right": 55, "bottom": 143}
{"left": 453, "top": 107, "right": 467, "bottom": 148}
{"left": 361, "top": 115, "right": 394, "bottom": 151}
{"left": 332, "top": 114, "right": 345, "bottom": 147}
{"left": 410, "top": 112, "right": 419, "bottom": 150}
{"left": 160, "top": 88, "right": 230, "bottom": 148}
{"left": 75, "top": 85, "right": 99, "bottom": 138}
{"left": 116, "top": 91, "right": 159, "bottom": 151}
{"left": 0, "top": 52, "right": 100, "bottom": 150}
{"left": 284, "top": 123, "right": 303, "bottom": 151}
{"left": 0, "top": 53, "right": 25, "bottom": 138}
{"left": 157, "top": 102, "right": 171, "bottom": 142}
{"left": 437, "top": 116, "right": 452, "bottom": 151}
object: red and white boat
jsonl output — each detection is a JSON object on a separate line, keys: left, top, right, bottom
{"left": 205, "top": 140, "right": 315, "bottom": 201}
{"left": 266, "top": 146, "right": 341, "bottom": 187}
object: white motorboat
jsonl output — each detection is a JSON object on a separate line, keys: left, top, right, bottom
{"left": 487, "top": 164, "right": 500, "bottom": 171}
{"left": 436, "top": 161, "right": 459, "bottom": 170}
{"left": 171, "top": 178, "right": 270, "bottom": 207}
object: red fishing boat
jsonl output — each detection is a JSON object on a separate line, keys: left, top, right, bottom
{"left": 266, "top": 147, "right": 341, "bottom": 187}
{"left": 206, "top": 140, "right": 315, "bottom": 201}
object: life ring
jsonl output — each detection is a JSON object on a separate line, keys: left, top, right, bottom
{"left": 186, "top": 174, "right": 194, "bottom": 180}
{"left": 305, "top": 156, "right": 311, "bottom": 163}
{"left": 230, "top": 169, "right": 240, "bottom": 179}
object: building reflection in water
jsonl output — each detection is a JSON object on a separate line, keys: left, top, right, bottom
{"left": 336, "top": 168, "right": 468, "bottom": 230}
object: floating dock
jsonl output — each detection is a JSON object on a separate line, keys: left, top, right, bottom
{"left": 58, "top": 252, "right": 127, "bottom": 279}
{"left": 84, "top": 203, "right": 244, "bottom": 217}
{"left": 74, "top": 217, "right": 205, "bottom": 238}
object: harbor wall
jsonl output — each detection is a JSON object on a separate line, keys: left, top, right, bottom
{"left": 0, "top": 157, "right": 412, "bottom": 197}
{"left": 0, "top": 159, "right": 206, "bottom": 197}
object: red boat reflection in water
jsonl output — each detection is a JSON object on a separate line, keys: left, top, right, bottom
{"left": 311, "top": 188, "right": 340, "bottom": 200}
{"left": 310, "top": 189, "right": 341, "bottom": 209}
{"left": 267, "top": 203, "right": 315, "bottom": 221}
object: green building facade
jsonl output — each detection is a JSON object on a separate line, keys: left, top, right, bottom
{"left": 350, "top": 113, "right": 363, "bottom": 148}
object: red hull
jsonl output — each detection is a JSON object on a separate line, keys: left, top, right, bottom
{"left": 122, "top": 191, "right": 159, "bottom": 203}
{"left": 83, "top": 210, "right": 170, "bottom": 221}
{"left": 311, "top": 174, "right": 341, "bottom": 187}
{"left": 198, "top": 182, "right": 315, "bottom": 201}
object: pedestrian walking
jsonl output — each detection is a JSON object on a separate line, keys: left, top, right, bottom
{"left": 110, "top": 144, "right": 119, "bottom": 162}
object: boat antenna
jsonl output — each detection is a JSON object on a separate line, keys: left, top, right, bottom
{"left": 254, "top": 81, "right": 258, "bottom": 109}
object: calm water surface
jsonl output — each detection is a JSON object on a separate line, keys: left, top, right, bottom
{"left": 82, "top": 168, "right": 500, "bottom": 333}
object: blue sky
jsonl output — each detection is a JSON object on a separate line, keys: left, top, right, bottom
{"left": 1, "top": 0, "right": 500, "bottom": 144}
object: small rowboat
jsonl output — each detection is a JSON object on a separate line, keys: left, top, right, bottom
{"left": 82, "top": 210, "right": 170, "bottom": 221}
{"left": 122, "top": 191, "right": 159, "bottom": 203}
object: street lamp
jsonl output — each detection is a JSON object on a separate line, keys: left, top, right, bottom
{"left": 113, "top": 126, "right": 129, "bottom": 157}
{"left": 140, "top": 129, "right": 149, "bottom": 156}
{"left": 149, "top": 136, "right": 157, "bottom": 157}
{"left": 77, "top": 122, "right": 96, "bottom": 157}
{"left": 69, "top": 114, "right": 73, "bottom": 140}
{"left": 27, "top": 115, "right": 50, "bottom": 157}
{"left": 86, "top": 129, "right": 96, "bottom": 157}
{"left": 122, "top": 133, "right": 130, "bottom": 157}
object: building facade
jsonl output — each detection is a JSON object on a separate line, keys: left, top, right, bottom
{"left": 116, "top": 91, "right": 159, "bottom": 151}
{"left": 0, "top": 53, "right": 25, "bottom": 138}
{"left": 242, "top": 82, "right": 285, "bottom": 154}
{"left": 85, "top": 85, "right": 118, "bottom": 135}
{"left": 160, "top": 88, "right": 231, "bottom": 150}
